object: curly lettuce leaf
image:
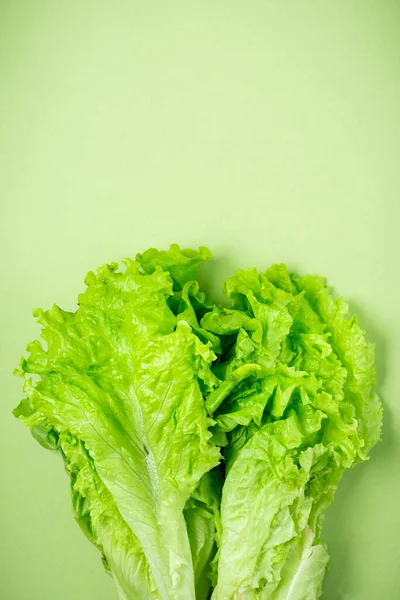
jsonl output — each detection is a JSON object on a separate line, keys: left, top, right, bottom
{"left": 207, "top": 265, "right": 381, "bottom": 600}
{"left": 136, "top": 244, "right": 212, "bottom": 291}
{"left": 14, "top": 252, "right": 220, "bottom": 600}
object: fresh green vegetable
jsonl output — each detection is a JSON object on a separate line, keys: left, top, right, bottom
{"left": 14, "top": 245, "right": 381, "bottom": 600}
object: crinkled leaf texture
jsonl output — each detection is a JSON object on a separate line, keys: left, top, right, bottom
{"left": 204, "top": 265, "right": 381, "bottom": 600}
{"left": 14, "top": 249, "right": 220, "bottom": 600}
{"left": 14, "top": 246, "right": 381, "bottom": 600}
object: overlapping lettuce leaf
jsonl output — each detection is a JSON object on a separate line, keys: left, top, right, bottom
{"left": 14, "top": 250, "right": 220, "bottom": 600}
{"left": 198, "top": 265, "right": 382, "bottom": 600}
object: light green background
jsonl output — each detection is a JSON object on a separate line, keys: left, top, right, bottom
{"left": 1, "top": 1, "right": 400, "bottom": 599}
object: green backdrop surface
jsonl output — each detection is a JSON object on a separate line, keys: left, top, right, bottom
{"left": 1, "top": 1, "right": 400, "bottom": 599}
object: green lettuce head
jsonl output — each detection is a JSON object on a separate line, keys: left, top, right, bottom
{"left": 14, "top": 245, "right": 382, "bottom": 600}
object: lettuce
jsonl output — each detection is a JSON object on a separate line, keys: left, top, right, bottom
{"left": 14, "top": 253, "right": 220, "bottom": 600}
{"left": 14, "top": 245, "right": 381, "bottom": 600}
